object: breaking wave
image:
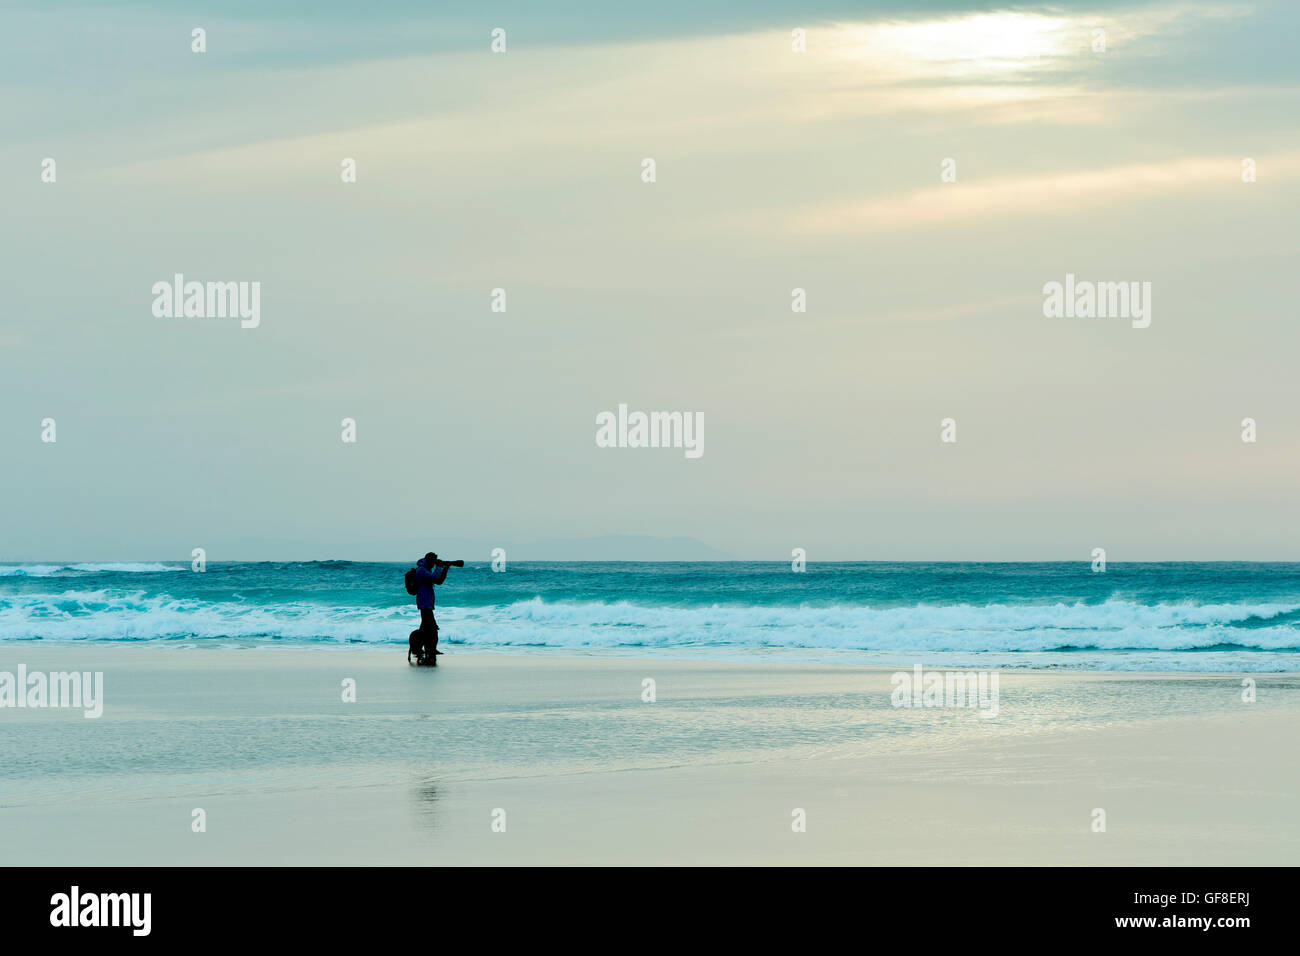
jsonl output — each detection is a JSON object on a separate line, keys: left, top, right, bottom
{"left": 1, "top": 590, "right": 1297, "bottom": 656}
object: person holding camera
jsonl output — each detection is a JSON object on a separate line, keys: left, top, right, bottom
{"left": 411, "top": 551, "right": 463, "bottom": 665}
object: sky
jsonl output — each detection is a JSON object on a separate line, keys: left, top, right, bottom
{"left": 1, "top": 1, "right": 1297, "bottom": 561}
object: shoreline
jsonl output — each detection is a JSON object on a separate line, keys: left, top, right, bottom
{"left": 7, "top": 637, "right": 1298, "bottom": 673}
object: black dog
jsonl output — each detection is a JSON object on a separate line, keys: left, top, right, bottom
{"left": 408, "top": 628, "right": 442, "bottom": 665}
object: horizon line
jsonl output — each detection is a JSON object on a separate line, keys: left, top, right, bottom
{"left": 3, "top": 558, "right": 1297, "bottom": 565}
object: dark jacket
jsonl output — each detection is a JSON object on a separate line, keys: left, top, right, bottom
{"left": 414, "top": 557, "right": 448, "bottom": 610}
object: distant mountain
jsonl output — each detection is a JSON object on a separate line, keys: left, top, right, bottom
{"left": 397, "top": 534, "right": 734, "bottom": 562}
{"left": 508, "top": 534, "right": 734, "bottom": 561}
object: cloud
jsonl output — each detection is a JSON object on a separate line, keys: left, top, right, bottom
{"left": 789, "top": 152, "right": 1300, "bottom": 233}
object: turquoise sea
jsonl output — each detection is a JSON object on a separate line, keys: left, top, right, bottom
{"left": 2, "top": 561, "right": 1298, "bottom": 670}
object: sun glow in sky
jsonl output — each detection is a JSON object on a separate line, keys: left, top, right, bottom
{"left": 846, "top": 12, "right": 1079, "bottom": 74}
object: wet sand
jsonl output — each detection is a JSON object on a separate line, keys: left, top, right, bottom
{"left": 2, "top": 645, "right": 1296, "bottom": 864}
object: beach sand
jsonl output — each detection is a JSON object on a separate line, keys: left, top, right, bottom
{"left": 2, "top": 645, "right": 1296, "bottom": 865}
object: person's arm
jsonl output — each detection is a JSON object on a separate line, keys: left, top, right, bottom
{"left": 431, "top": 562, "right": 450, "bottom": 585}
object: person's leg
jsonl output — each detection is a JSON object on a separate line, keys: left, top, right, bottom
{"left": 423, "top": 612, "right": 439, "bottom": 661}
{"left": 419, "top": 609, "right": 435, "bottom": 662}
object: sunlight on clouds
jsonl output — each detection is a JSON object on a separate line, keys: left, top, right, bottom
{"left": 821, "top": 3, "right": 1250, "bottom": 87}
{"left": 832, "top": 12, "right": 1081, "bottom": 79}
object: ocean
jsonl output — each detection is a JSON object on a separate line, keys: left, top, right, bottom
{"left": 1, "top": 561, "right": 1297, "bottom": 671}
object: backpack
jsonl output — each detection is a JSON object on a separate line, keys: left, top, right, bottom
{"left": 404, "top": 567, "right": 419, "bottom": 595}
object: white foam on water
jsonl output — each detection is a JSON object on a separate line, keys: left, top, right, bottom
{"left": 0, "top": 590, "right": 1296, "bottom": 667}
